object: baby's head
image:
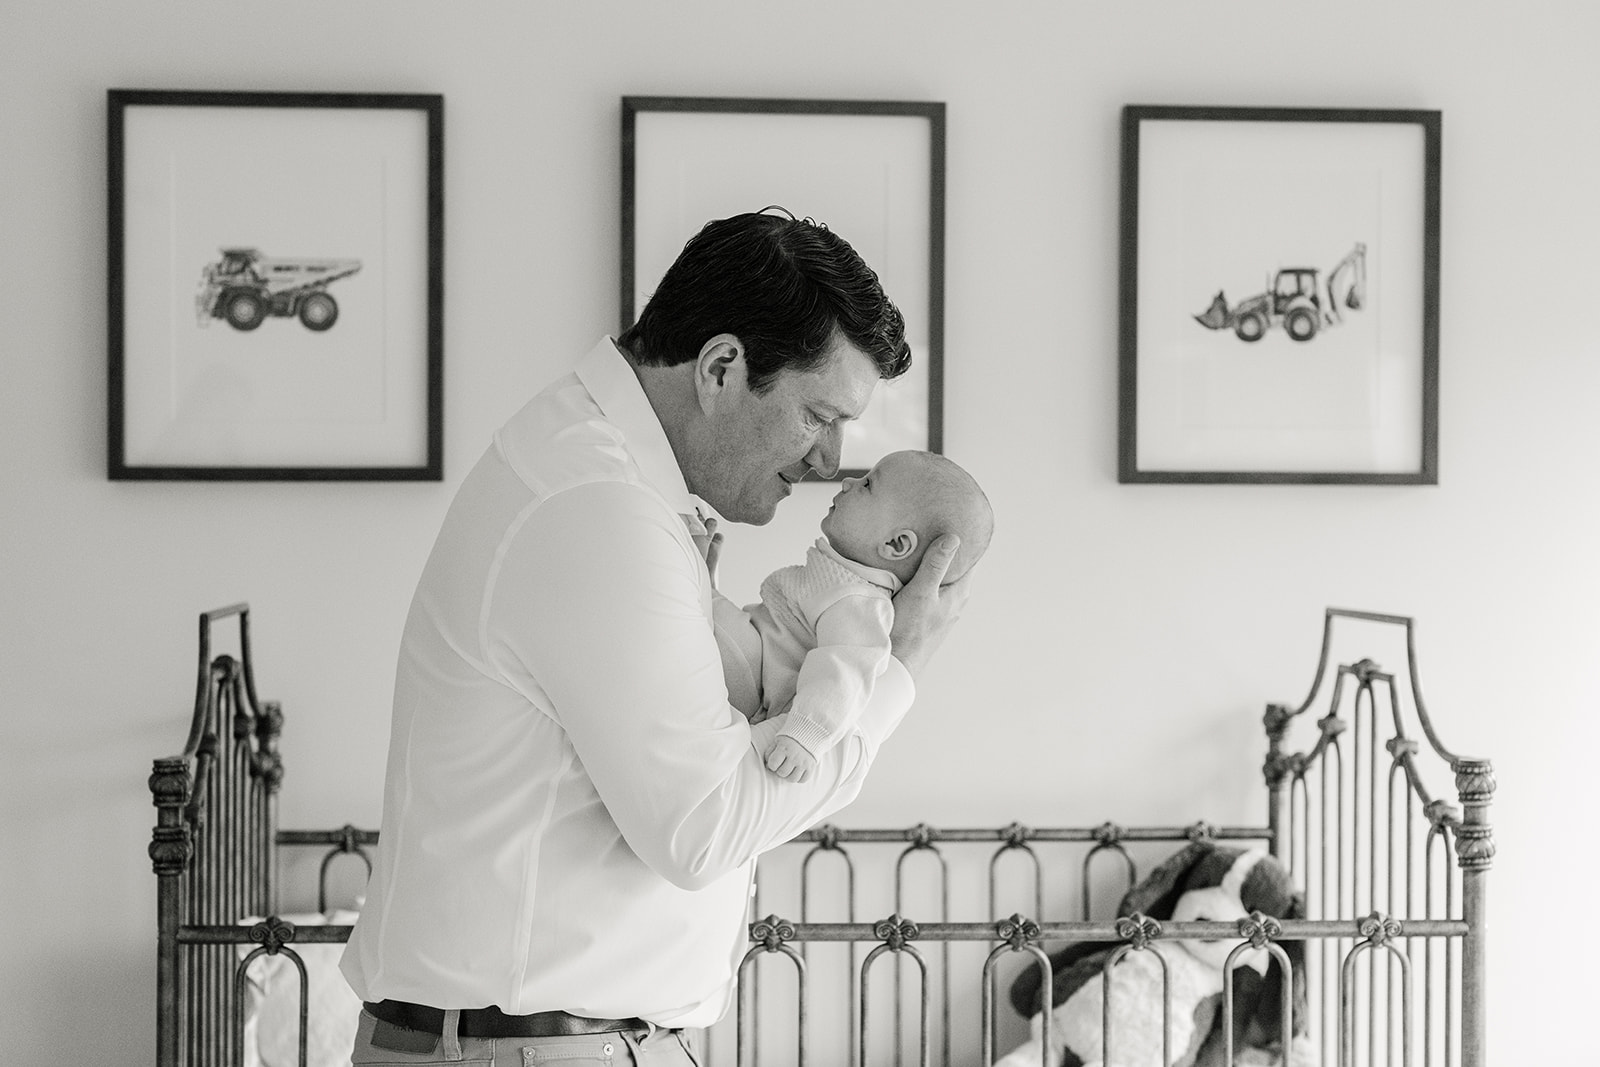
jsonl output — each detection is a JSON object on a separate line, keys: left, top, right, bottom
{"left": 820, "top": 450, "right": 993, "bottom": 585}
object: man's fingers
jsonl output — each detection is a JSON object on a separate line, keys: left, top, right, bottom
{"left": 915, "top": 535, "right": 961, "bottom": 589}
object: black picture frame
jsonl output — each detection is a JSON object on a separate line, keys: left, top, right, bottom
{"left": 1118, "top": 105, "right": 1441, "bottom": 485}
{"left": 108, "top": 89, "right": 444, "bottom": 481}
{"left": 621, "top": 95, "right": 945, "bottom": 480}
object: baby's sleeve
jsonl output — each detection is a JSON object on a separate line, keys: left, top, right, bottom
{"left": 780, "top": 593, "right": 896, "bottom": 757}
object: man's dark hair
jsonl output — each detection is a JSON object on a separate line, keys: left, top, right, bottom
{"left": 619, "top": 209, "right": 911, "bottom": 393}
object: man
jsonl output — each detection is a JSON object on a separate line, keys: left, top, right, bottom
{"left": 340, "top": 210, "right": 969, "bottom": 1064}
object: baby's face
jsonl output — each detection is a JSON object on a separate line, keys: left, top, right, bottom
{"left": 820, "top": 451, "right": 924, "bottom": 571}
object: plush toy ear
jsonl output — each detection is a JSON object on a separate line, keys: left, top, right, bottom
{"left": 1118, "top": 841, "right": 1216, "bottom": 920}
{"left": 1231, "top": 936, "right": 1309, "bottom": 1048}
{"left": 1009, "top": 940, "right": 1108, "bottom": 1017}
{"left": 1236, "top": 849, "right": 1296, "bottom": 917}
{"left": 1229, "top": 887, "right": 1310, "bottom": 1052}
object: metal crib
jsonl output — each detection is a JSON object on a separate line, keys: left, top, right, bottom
{"left": 150, "top": 606, "right": 1491, "bottom": 1067}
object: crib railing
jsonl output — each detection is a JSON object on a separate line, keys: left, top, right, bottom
{"left": 732, "top": 821, "right": 1275, "bottom": 1067}
{"left": 722, "top": 909, "right": 1468, "bottom": 1067}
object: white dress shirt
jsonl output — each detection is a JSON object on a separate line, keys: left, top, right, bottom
{"left": 340, "top": 338, "right": 915, "bottom": 1028}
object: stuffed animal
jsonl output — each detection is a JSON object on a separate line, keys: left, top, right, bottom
{"left": 996, "top": 842, "right": 1310, "bottom": 1067}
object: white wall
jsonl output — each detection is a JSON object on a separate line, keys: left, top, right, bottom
{"left": 2, "top": 2, "right": 1593, "bottom": 1062}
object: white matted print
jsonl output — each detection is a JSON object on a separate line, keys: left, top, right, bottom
{"left": 622, "top": 97, "right": 945, "bottom": 479}
{"left": 1118, "top": 106, "right": 1440, "bottom": 484}
{"left": 109, "top": 91, "right": 443, "bottom": 480}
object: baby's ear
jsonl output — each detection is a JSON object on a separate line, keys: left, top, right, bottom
{"left": 879, "top": 529, "right": 919, "bottom": 563}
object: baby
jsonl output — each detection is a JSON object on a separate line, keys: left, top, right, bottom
{"left": 714, "top": 449, "right": 993, "bottom": 782}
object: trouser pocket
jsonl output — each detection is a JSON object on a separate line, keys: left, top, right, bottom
{"left": 520, "top": 1034, "right": 622, "bottom": 1063}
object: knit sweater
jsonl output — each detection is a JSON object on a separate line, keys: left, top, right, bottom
{"left": 747, "top": 538, "right": 901, "bottom": 759}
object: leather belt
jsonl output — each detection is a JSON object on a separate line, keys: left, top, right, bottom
{"left": 364, "top": 999, "right": 644, "bottom": 1039}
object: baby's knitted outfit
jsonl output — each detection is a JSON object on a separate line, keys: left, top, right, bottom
{"left": 747, "top": 538, "right": 901, "bottom": 760}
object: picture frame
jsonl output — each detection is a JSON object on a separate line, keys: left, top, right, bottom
{"left": 621, "top": 96, "right": 945, "bottom": 480}
{"left": 108, "top": 90, "right": 444, "bottom": 481}
{"left": 1118, "top": 105, "right": 1441, "bottom": 485}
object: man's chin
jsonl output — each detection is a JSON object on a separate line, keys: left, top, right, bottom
{"left": 715, "top": 498, "right": 779, "bottom": 526}
{"left": 712, "top": 479, "right": 794, "bottom": 525}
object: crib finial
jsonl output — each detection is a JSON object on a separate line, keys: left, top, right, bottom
{"left": 247, "top": 915, "right": 298, "bottom": 955}
{"left": 1237, "top": 911, "right": 1283, "bottom": 949}
{"left": 995, "top": 913, "right": 1041, "bottom": 951}
{"left": 1115, "top": 912, "right": 1162, "bottom": 949}
{"left": 873, "top": 914, "right": 921, "bottom": 950}
{"left": 1357, "top": 912, "right": 1403, "bottom": 946}
{"left": 750, "top": 914, "right": 796, "bottom": 952}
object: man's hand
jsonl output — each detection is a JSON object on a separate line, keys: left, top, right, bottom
{"left": 889, "top": 535, "right": 971, "bottom": 678}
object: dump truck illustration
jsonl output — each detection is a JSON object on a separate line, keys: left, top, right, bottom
{"left": 195, "top": 248, "right": 362, "bottom": 332}
{"left": 1194, "top": 243, "right": 1367, "bottom": 343}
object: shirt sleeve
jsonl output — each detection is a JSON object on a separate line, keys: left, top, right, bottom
{"left": 481, "top": 481, "right": 913, "bottom": 890}
{"left": 710, "top": 593, "right": 764, "bottom": 718}
{"left": 778, "top": 593, "right": 896, "bottom": 758}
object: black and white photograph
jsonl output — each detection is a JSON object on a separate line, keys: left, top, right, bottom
{"left": 3, "top": 6, "right": 1590, "bottom": 1067}
{"left": 108, "top": 90, "right": 443, "bottom": 480}
{"left": 1119, "top": 106, "right": 1440, "bottom": 484}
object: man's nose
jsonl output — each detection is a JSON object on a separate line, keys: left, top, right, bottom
{"left": 804, "top": 423, "right": 843, "bottom": 480}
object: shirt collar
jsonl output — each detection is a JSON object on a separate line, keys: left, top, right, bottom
{"left": 812, "top": 537, "right": 904, "bottom": 592}
{"left": 576, "top": 337, "right": 701, "bottom": 518}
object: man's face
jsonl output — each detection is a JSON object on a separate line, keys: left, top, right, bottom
{"left": 696, "top": 338, "right": 879, "bottom": 525}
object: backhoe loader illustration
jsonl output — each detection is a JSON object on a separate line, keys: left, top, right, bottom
{"left": 195, "top": 248, "right": 362, "bottom": 332}
{"left": 1194, "top": 243, "right": 1366, "bottom": 343}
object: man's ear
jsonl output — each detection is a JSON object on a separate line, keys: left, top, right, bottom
{"left": 878, "top": 529, "right": 919, "bottom": 563}
{"left": 694, "top": 333, "right": 746, "bottom": 414}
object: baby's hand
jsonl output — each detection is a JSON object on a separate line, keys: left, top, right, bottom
{"left": 765, "top": 735, "right": 817, "bottom": 783}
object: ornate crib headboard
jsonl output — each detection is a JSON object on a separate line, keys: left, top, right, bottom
{"left": 149, "top": 603, "right": 283, "bottom": 1067}
{"left": 1262, "top": 607, "right": 1493, "bottom": 1066}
